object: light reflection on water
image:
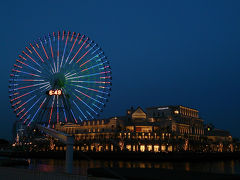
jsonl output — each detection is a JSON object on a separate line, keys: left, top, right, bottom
{"left": 28, "top": 159, "right": 240, "bottom": 176}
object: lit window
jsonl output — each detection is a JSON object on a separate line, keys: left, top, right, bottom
{"left": 140, "top": 145, "right": 145, "bottom": 152}
{"left": 126, "top": 145, "right": 131, "bottom": 151}
{"left": 147, "top": 145, "right": 152, "bottom": 151}
{"left": 161, "top": 145, "right": 166, "bottom": 151}
{"left": 154, "top": 145, "right": 159, "bottom": 152}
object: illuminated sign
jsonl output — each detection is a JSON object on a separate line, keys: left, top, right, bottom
{"left": 157, "top": 107, "right": 169, "bottom": 110}
{"left": 48, "top": 89, "right": 62, "bottom": 96}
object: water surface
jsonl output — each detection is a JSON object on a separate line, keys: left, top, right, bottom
{"left": 28, "top": 159, "right": 240, "bottom": 176}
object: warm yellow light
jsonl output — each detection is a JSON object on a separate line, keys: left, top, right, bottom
{"left": 140, "top": 145, "right": 145, "bottom": 152}
{"left": 174, "top": 110, "right": 179, "bottom": 114}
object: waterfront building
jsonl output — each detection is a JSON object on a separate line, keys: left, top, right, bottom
{"left": 52, "top": 105, "right": 234, "bottom": 153}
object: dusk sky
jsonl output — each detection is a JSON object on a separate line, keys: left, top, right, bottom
{"left": 0, "top": 0, "right": 240, "bottom": 140}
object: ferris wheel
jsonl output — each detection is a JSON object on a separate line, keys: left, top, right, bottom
{"left": 9, "top": 31, "right": 112, "bottom": 127}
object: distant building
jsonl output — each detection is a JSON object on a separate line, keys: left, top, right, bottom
{"left": 205, "top": 124, "right": 233, "bottom": 152}
{"left": 12, "top": 120, "right": 27, "bottom": 143}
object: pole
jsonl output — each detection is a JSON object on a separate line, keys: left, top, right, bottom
{"left": 65, "top": 136, "right": 74, "bottom": 174}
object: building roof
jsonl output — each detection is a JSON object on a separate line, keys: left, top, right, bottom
{"left": 146, "top": 105, "right": 199, "bottom": 112}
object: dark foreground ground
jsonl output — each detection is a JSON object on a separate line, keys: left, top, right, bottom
{"left": 88, "top": 167, "right": 240, "bottom": 180}
{"left": 0, "top": 166, "right": 239, "bottom": 180}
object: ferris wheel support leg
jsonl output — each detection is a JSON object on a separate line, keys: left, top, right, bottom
{"left": 66, "top": 142, "right": 74, "bottom": 174}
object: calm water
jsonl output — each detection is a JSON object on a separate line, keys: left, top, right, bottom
{"left": 27, "top": 158, "right": 240, "bottom": 176}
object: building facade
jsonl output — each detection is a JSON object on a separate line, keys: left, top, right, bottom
{"left": 51, "top": 105, "right": 235, "bottom": 153}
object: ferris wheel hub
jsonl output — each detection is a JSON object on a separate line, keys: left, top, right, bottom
{"left": 51, "top": 73, "right": 66, "bottom": 89}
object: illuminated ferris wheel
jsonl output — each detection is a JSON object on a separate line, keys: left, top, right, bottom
{"left": 9, "top": 31, "right": 112, "bottom": 127}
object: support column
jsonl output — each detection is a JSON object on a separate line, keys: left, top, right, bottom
{"left": 66, "top": 143, "right": 74, "bottom": 174}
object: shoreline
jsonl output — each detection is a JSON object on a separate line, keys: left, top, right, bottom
{"left": 1, "top": 151, "right": 240, "bottom": 162}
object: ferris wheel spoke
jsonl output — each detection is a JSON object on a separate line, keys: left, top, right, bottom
{"left": 65, "top": 32, "right": 79, "bottom": 64}
{"left": 19, "top": 96, "right": 42, "bottom": 124}
{"left": 60, "top": 31, "right": 70, "bottom": 69}
{"left": 74, "top": 89, "right": 104, "bottom": 105}
{"left": 39, "top": 83, "right": 51, "bottom": 90}
{"left": 61, "top": 99, "right": 68, "bottom": 123}
{"left": 23, "top": 114, "right": 31, "bottom": 123}
{"left": 73, "top": 84, "right": 109, "bottom": 95}
{"left": 65, "top": 72, "right": 77, "bottom": 78}
{"left": 41, "top": 65, "right": 55, "bottom": 78}
{"left": 48, "top": 95, "right": 55, "bottom": 125}
{"left": 70, "top": 80, "right": 111, "bottom": 84}
{"left": 78, "top": 53, "right": 104, "bottom": 68}
{"left": 22, "top": 51, "right": 41, "bottom": 68}
{"left": 99, "top": 86, "right": 111, "bottom": 89}
{"left": 10, "top": 79, "right": 45, "bottom": 82}
{"left": 12, "top": 101, "right": 21, "bottom": 107}
{"left": 49, "top": 35, "right": 56, "bottom": 73}
{"left": 9, "top": 84, "right": 19, "bottom": 87}
{"left": 91, "top": 47, "right": 100, "bottom": 55}
{"left": 48, "top": 63, "right": 55, "bottom": 74}
{"left": 40, "top": 40, "right": 49, "bottom": 59}
{"left": 14, "top": 95, "right": 36, "bottom": 112}
{"left": 81, "top": 60, "right": 108, "bottom": 72}
{"left": 9, "top": 92, "right": 19, "bottom": 97}
{"left": 20, "top": 110, "right": 27, "bottom": 120}
{"left": 66, "top": 71, "right": 111, "bottom": 80}
{"left": 79, "top": 60, "right": 90, "bottom": 68}
{"left": 76, "top": 43, "right": 96, "bottom": 64}
{"left": 57, "top": 31, "right": 60, "bottom": 73}
{"left": 69, "top": 36, "right": 88, "bottom": 64}
{"left": 86, "top": 110, "right": 94, "bottom": 119}
{"left": 30, "top": 43, "right": 44, "bottom": 62}
{"left": 12, "top": 82, "right": 50, "bottom": 91}
{"left": 72, "top": 100, "right": 86, "bottom": 120}
{"left": 16, "top": 59, "right": 42, "bottom": 74}
{"left": 14, "top": 64, "right": 22, "bottom": 69}
{"left": 10, "top": 89, "right": 36, "bottom": 102}
{"left": 27, "top": 97, "right": 47, "bottom": 126}
{"left": 92, "top": 103, "right": 102, "bottom": 110}
{"left": 17, "top": 108, "right": 25, "bottom": 116}
{"left": 74, "top": 94, "right": 98, "bottom": 115}
{"left": 70, "top": 108, "right": 78, "bottom": 123}
{"left": 79, "top": 52, "right": 104, "bottom": 67}
{"left": 96, "top": 95, "right": 107, "bottom": 100}
{"left": 100, "top": 76, "right": 111, "bottom": 79}
{"left": 49, "top": 35, "right": 54, "bottom": 59}
{"left": 56, "top": 96, "right": 59, "bottom": 123}
{"left": 10, "top": 83, "right": 49, "bottom": 102}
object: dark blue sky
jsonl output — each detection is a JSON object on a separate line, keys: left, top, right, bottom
{"left": 1, "top": 0, "right": 240, "bottom": 140}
